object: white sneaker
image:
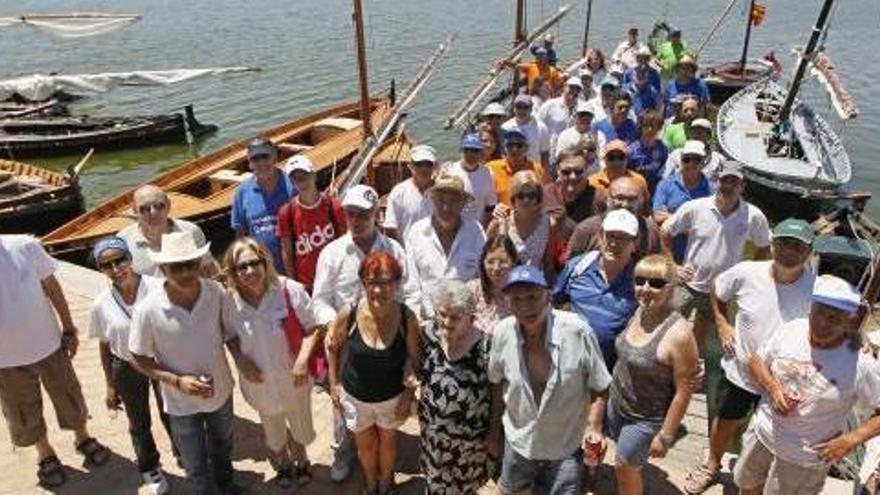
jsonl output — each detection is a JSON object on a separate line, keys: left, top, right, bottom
{"left": 329, "top": 451, "right": 351, "bottom": 482}
{"left": 141, "top": 469, "right": 170, "bottom": 495}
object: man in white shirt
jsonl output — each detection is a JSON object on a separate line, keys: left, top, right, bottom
{"left": 117, "top": 184, "right": 217, "bottom": 278}
{"left": 0, "top": 235, "right": 108, "bottom": 488}
{"left": 405, "top": 170, "right": 486, "bottom": 318}
{"left": 383, "top": 144, "right": 437, "bottom": 243}
{"left": 661, "top": 161, "right": 772, "bottom": 352}
{"left": 611, "top": 27, "right": 648, "bottom": 70}
{"left": 554, "top": 99, "right": 597, "bottom": 162}
{"left": 445, "top": 133, "right": 497, "bottom": 226}
{"left": 503, "top": 93, "right": 551, "bottom": 174}
{"left": 538, "top": 77, "right": 583, "bottom": 160}
{"left": 310, "top": 184, "right": 415, "bottom": 481}
{"left": 129, "top": 232, "right": 261, "bottom": 495}
{"left": 683, "top": 219, "right": 816, "bottom": 494}
{"left": 735, "top": 275, "right": 880, "bottom": 495}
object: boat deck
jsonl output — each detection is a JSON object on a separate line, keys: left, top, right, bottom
{"left": 0, "top": 262, "right": 854, "bottom": 494}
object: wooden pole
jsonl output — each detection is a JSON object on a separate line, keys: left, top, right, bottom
{"left": 778, "top": 0, "right": 835, "bottom": 123}
{"left": 581, "top": 0, "right": 593, "bottom": 57}
{"left": 352, "top": 0, "right": 372, "bottom": 137}
{"left": 739, "top": 0, "right": 756, "bottom": 75}
{"left": 512, "top": 0, "right": 526, "bottom": 93}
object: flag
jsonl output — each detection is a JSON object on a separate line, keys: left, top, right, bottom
{"left": 751, "top": 2, "right": 767, "bottom": 26}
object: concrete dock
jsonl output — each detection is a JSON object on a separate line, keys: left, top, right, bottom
{"left": 0, "top": 261, "right": 854, "bottom": 494}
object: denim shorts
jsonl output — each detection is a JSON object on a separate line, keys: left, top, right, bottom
{"left": 606, "top": 401, "right": 663, "bottom": 467}
{"left": 497, "top": 441, "right": 582, "bottom": 494}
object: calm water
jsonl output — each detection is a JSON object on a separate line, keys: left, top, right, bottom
{"left": 3, "top": 0, "right": 879, "bottom": 215}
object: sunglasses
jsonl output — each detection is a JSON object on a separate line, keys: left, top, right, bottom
{"left": 234, "top": 258, "right": 265, "bottom": 274}
{"left": 514, "top": 191, "right": 542, "bottom": 203}
{"left": 138, "top": 202, "right": 167, "bottom": 215}
{"left": 606, "top": 154, "right": 627, "bottom": 162}
{"left": 98, "top": 256, "right": 130, "bottom": 271}
{"left": 166, "top": 259, "right": 200, "bottom": 274}
{"left": 635, "top": 276, "right": 668, "bottom": 289}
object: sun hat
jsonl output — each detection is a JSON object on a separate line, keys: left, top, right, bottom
{"left": 282, "top": 155, "right": 315, "bottom": 175}
{"left": 679, "top": 54, "right": 698, "bottom": 68}
{"left": 341, "top": 184, "right": 379, "bottom": 210}
{"left": 681, "top": 140, "right": 706, "bottom": 158}
{"left": 637, "top": 46, "right": 652, "bottom": 58}
{"left": 604, "top": 139, "right": 629, "bottom": 157}
{"left": 812, "top": 274, "right": 862, "bottom": 314}
{"left": 410, "top": 144, "right": 438, "bottom": 164}
{"left": 92, "top": 236, "right": 131, "bottom": 262}
{"left": 602, "top": 209, "right": 639, "bottom": 237}
{"left": 503, "top": 264, "right": 548, "bottom": 292}
{"left": 430, "top": 169, "right": 473, "bottom": 201}
{"left": 565, "top": 76, "right": 584, "bottom": 89}
{"left": 148, "top": 231, "right": 210, "bottom": 265}
{"left": 773, "top": 218, "right": 815, "bottom": 245}
{"left": 481, "top": 102, "right": 508, "bottom": 117}
{"left": 575, "top": 99, "right": 595, "bottom": 115}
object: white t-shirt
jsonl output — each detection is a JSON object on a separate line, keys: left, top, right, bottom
{"left": 0, "top": 235, "right": 61, "bottom": 368}
{"left": 555, "top": 126, "right": 594, "bottom": 160}
{"left": 129, "top": 279, "right": 237, "bottom": 416}
{"left": 537, "top": 97, "right": 574, "bottom": 156}
{"left": 663, "top": 196, "right": 771, "bottom": 293}
{"left": 753, "top": 318, "right": 880, "bottom": 467}
{"left": 232, "top": 277, "right": 316, "bottom": 416}
{"left": 382, "top": 178, "right": 433, "bottom": 241}
{"left": 405, "top": 216, "right": 486, "bottom": 318}
{"left": 88, "top": 275, "right": 164, "bottom": 362}
{"left": 502, "top": 116, "right": 551, "bottom": 163}
{"left": 117, "top": 219, "right": 209, "bottom": 277}
{"left": 714, "top": 261, "right": 815, "bottom": 393}
{"left": 446, "top": 161, "right": 497, "bottom": 224}
{"left": 611, "top": 41, "right": 647, "bottom": 69}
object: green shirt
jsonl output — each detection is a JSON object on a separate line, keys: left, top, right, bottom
{"left": 658, "top": 40, "right": 688, "bottom": 79}
{"left": 663, "top": 122, "right": 688, "bottom": 151}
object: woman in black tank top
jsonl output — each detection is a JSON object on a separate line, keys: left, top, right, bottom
{"left": 326, "top": 252, "right": 419, "bottom": 495}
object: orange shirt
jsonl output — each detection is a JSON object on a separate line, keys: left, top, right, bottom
{"left": 524, "top": 63, "right": 561, "bottom": 94}
{"left": 487, "top": 158, "right": 547, "bottom": 206}
{"left": 588, "top": 168, "right": 652, "bottom": 215}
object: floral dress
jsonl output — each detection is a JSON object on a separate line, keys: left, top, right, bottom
{"left": 418, "top": 323, "right": 492, "bottom": 494}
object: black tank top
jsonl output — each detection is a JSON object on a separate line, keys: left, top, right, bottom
{"left": 341, "top": 303, "right": 408, "bottom": 403}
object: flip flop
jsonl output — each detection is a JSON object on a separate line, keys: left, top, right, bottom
{"left": 75, "top": 437, "right": 110, "bottom": 466}
{"left": 683, "top": 463, "right": 720, "bottom": 494}
{"left": 37, "top": 455, "right": 66, "bottom": 488}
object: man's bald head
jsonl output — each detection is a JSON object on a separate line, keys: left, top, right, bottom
{"left": 132, "top": 184, "right": 169, "bottom": 228}
{"left": 607, "top": 176, "right": 644, "bottom": 215}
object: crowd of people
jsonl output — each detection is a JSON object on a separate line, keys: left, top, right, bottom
{"left": 1, "top": 25, "right": 879, "bottom": 495}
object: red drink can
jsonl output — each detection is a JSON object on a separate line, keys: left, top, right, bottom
{"left": 583, "top": 434, "right": 603, "bottom": 467}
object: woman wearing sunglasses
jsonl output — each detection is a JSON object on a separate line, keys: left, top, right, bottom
{"left": 599, "top": 254, "right": 699, "bottom": 495}
{"left": 222, "top": 237, "right": 319, "bottom": 488}
{"left": 87, "top": 237, "right": 171, "bottom": 495}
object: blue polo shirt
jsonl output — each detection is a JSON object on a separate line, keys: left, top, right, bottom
{"left": 623, "top": 67, "right": 662, "bottom": 93}
{"left": 653, "top": 171, "right": 712, "bottom": 262}
{"left": 625, "top": 82, "right": 662, "bottom": 117}
{"left": 627, "top": 139, "right": 668, "bottom": 194}
{"left": 230, "top": 173, "right": 296, "bottom": 271}
{"left": 592, "top": 118, "right": 638, "bottom": 146}
{"left": 663, "top": 78, "right": 711, "bottom": 117}
{"left": 551, "top": 252, "right": 637, "bottom": 369}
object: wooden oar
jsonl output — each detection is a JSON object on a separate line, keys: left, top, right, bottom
{"left": 67, "top": 148, "right": 94, "bottom": 181}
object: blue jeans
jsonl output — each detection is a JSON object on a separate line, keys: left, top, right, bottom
{"left": 498, "top": 441, "right": 582, "bottom": 494}
{"left": 168, "top": 397, "right": 235, "bottom": 495}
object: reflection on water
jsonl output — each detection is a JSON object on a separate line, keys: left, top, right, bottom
{"left": 3, "top": 0, "right": 878, "bottom": 215}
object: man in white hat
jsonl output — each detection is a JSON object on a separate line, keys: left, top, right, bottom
{"left": 383, "top": 144, "right": 437, "bottom": 243}
{"left": 537, "top": 76, "right": 583, "bottom": 163}
{"left": 503, "top": 93, "right": 552, "bottom": 172}
{"left": 405, "top": 169, "right": 485, "bottom": 318}
{"left": 276, "top": 155, "right": 345, "bottom": 292}
{"left": 311, "top": 184, "right": 416, "bottom": 482}
{"left": 734, "top": 275, "right": 880, "bottom": 495}
{"left": 612, "top": 27, "right": 647, "bottom": 70}
{"left": 663, "top": 121, "right": 725, "bottom": 181}
{"left": 130, "top": 231, "right": 262, "bottom": 495}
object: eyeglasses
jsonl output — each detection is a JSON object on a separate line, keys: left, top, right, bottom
{"left": 514, "top": 191, "right": 542, "bottom": 203}
{"left": 234, "top": 258, "right": 265, "bottom": 274}
{"left": 138, "top": 202, "right": 167, "bottom": 215}
{"left": 559, "top": 167, "right": 585, "bottom": 178}
{"left": 635, "top": 276, "right": 668, "bottom": 289}
{"left": 98, "top": 256, "right": 130, "bottom": 271}
{"left": 166, "top": 259, "right": 200, "bottom": 274}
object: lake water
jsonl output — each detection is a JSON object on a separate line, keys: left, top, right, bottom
{"left": 3, "top": 0, "right": 879, "bottom": 215}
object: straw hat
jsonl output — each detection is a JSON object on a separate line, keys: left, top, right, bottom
{"left": 148, "top": 232, "right": 210, "bottom": 265}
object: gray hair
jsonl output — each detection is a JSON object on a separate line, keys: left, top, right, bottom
{"left": 431, "top": 279, "right": 476, "bottom": 314}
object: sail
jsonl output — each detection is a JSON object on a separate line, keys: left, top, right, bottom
{"left": 0, "top": 67, "right": 257, "bottom": 101}
{"left": 0, "top": 13, "right": 140, "bottom": 38}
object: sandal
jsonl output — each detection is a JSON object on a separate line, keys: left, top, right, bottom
{"left": 37, "top": 455, "right": 66, "bottom": 488}
{"left": 295, "top": 460, "right": 312, "bottom": 486}
{"left": 75, "top": 437, "right": 110, "bottom": 466}
{"left": 683, "top": 463, "right": 720, "bottom": 494}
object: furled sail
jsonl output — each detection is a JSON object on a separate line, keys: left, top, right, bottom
{"left": 0, "top": 13, "right": 140, "bottom": 38}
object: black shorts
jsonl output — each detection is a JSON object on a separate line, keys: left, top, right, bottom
{"left": 715, "top": 375, "right": 760, "bottom": 420}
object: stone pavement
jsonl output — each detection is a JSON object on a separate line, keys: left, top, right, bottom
{"left": 0, "top": 262, "right": 855, "bottom": 494}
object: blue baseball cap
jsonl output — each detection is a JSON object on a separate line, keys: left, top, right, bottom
{"left": 460, "top": 133, "right": 483, "bottom": 151}
{"left": 504, "top": 128, "right": 527, "bottom": 143}
{"left": 503, "top": 264, "right": 548, "bottom": 292}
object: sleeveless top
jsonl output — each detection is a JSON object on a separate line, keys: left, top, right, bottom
{"left": 341, "top": 303, "right": 408, "bottom": 403}
{"left": 609, "top": 311, "right": 679, "bottom": 421}
{"left": 508, "top": 214, "right": 550, "bottom": 268}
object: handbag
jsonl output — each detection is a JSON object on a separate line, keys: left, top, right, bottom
{"left": 281, "top": 282, "right": 323, "bottom": 379}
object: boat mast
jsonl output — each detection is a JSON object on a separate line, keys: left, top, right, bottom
{"left": 512, "top": 0, "right": 527, "bottom": 92}
{"left": 581, "top": 0, "right": 593, "bottom": 57}
{"left": 352, "top": 0, "right": 372, "bottom": 137}
{"left": 738, "top": 0, "right": 756, "bottom": 74}
{"left": 777, "top": 0, "right": 835, "bottom": 123}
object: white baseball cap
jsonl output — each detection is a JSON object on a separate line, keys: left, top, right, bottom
{"left": 341, "top": 184, "right": 379, "bottom": 210}
{"left": 602, "top": 209, "right": 639, "bottom": 237}
{"left": 690, "top": 118, "right": 712, "bottom": 130}
{"left": 283, "top": 155, "right": 315, "bottom": 175}
{"left": 410, "top": 144, "right": 437, "bottom": 164}
{"left": 575, "top": 99, "right": 595, "bottom": 115}
{"left": 481, "top": 102, "right": 508, "bottom": 117}
{"left": 566, "top": 76, "right": 583, "bottom": 89}
{"left": 812, "top": 274, "right": 862, "bottom": 314}
{"left": 681, "top": 140, "right": 706, "bottom": 158}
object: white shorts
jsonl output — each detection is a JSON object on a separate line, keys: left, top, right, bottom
{"left": 340, "top": 389, "right": 404, "bottom": 433}
{"left": 257, "top": 384, "right": 316, "bottom": 453}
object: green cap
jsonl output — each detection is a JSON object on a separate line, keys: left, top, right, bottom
{"left": 772, "top": 218, "right": 815, "bottom": 245}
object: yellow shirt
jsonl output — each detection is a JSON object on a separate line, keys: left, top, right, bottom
{"left": 525, "top": 63, "right": 561, "bottom": 94}
{"left": 487, "top": 158, "right": 547, "bottom": 206}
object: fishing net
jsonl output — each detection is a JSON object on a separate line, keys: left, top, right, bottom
{"left": 0, "top": 14, "right": 139, "bottom": 38}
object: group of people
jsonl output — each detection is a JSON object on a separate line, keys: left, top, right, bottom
{"left": 1, "top": 24, "right": 879, "bottom": 495}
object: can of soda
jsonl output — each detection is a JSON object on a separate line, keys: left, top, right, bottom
{"left": 784, "top": 387, "right": 801, "bottom": 412}
{"left": 583, "top": 434, "right": 603, "bottom": 467}
{"left": 198, "top": 374, "right": 214, "bottom": 398}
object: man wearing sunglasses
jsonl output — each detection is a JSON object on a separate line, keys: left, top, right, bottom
{"left": 662, "top": 119, "right": 724, "bottom": 182}
{"left": 383, "top": 144, "right": 438, "bottom": 243}
{"left": 683, "top": 219, "right": 816, "bottom": 494}
{"left": 660, "top": 161, "right": 771, "bottom": 355}
{"left": 231, "top": 137, "right": 296, "bottom": 272}
{"left": 543, "top": 150, "right": 603, "bottom": 228}
{"left": 501, "top": 94, "right": 551, "bottom": 173}
{"left": 487, "top": 129, "right": 546, "bottom": 206}
{"left": 130, "top": 232, "right": 261, "bottom": 495}
{"left": 118, "top": 184, "right": 216, "bottom": 279}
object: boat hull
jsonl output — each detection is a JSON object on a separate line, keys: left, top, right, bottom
{"left": 0, "top": 159, "right": 85, "bottom": 234}
{"left": 702, "top": 60, "right": 775, "bottom": 105}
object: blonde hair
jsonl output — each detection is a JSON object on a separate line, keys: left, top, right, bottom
{"left": 634, "top": 254, "right": 679, "bottom": 285}
{"left": 223, "top": 237, "right": 280, "bottom": 295}
{"left": 510, "top": 170, "right": 542, "bottom": 199}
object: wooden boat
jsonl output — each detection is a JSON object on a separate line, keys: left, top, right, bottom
{"left": 0, "top": 159, "right": 84, "bottom": 234}
{"left": 0, "top": 105, "right": 216, "bottom": 159}
{"left": 702, "top": 55, "right": 779, "bottom": 105}
{"left": 42, "top": 97, "right": 396, "bottom": 262}
{"left": 0, "top": 98, "right": 68, "bottom": 119}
